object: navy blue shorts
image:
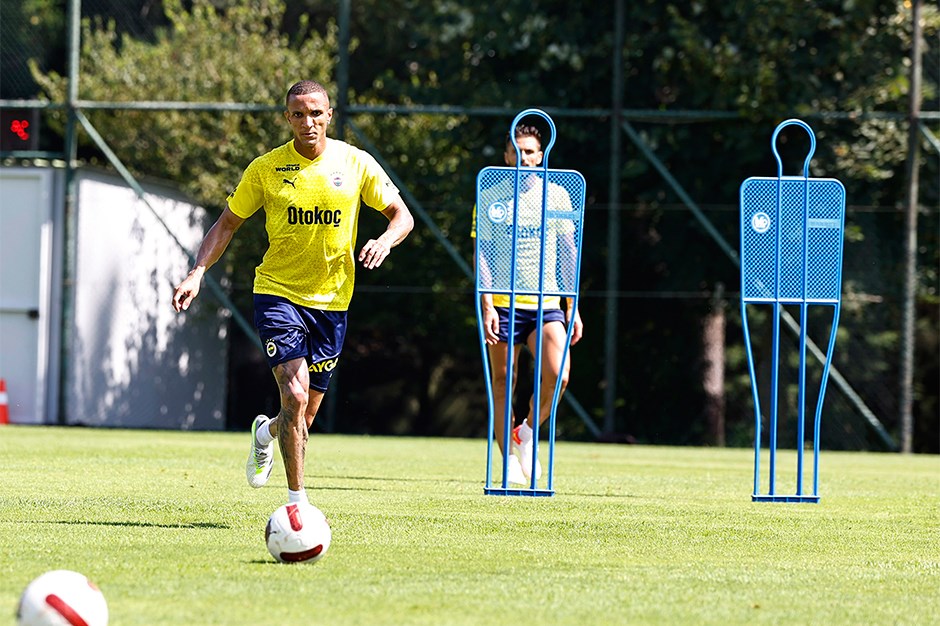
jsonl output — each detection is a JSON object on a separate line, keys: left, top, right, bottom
{"left": 253, "top": 294, "right": 347, "bottom": 391}
{"left": 495, "top": 306, "right": 566, "bottom": 345}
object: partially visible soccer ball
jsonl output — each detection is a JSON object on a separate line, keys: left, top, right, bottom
{"left": 265, "top": 502, "right": 331, "bottom": 564}
{"left": 17, "top": 570, "right": 108, "bottom": 626}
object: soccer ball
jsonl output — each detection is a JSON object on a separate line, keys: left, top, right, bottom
{"left": 265, "top": 502, "right": 331, "bottom": 564}
{"left": 17, "top": 570, "right": 108, "bottom": 626}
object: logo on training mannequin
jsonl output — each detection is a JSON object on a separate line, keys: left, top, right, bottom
{"left": 508, "top": 225, "right": 541, "bottom": 239}
{"left": 751, "top": 211, "right": 771, "bottom": 234}
{"left": 487, "top": 202, "right": 508, "bottom": 223}
{"left": 308, "top": 357, "right": 338, "bottom": 373}
{"left": 266, "top": 340, "right": 277, "bottom": 358}
{"left": 330, "top": 171, "right": 344, "bottom": 188}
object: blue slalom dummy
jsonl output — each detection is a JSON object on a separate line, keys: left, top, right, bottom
{"left": 740, "top": 119, "right": 846, "bottom": 503}
{"left": 475, "top": 109, "right": 586, "bottom": 496}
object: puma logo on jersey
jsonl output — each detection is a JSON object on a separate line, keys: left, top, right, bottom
{"left": 287, "top": 205, "right": 342, "bottom": 228}
{"left": 283, "top": 178, "right": 296, "bottom": 188}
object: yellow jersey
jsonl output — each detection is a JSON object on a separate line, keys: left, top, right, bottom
{"left": 228, "top": 138, "right": 400, "bottom": 310}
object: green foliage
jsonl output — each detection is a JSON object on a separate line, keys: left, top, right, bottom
{"left": 31, "top": 0, "right": 335, "bottom": 209}
{"left": 0, "top": 0, "right": 64, "bottom": 97}
{"left": 31, "top": 0, "right": 337, "bottom": 307}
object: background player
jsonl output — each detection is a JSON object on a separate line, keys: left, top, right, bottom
{"left": 472, "top": 124, "right": 583, "bottom": 483}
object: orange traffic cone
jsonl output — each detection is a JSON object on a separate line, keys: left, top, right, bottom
{"left": 0, "top": 378, "right": 8, "bottom": 425}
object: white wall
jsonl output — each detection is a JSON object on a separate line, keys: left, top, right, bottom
{"left": 0, "top": 166, "right": 228, "bottom": 429}
{"left": 65, "top": 169, "right": 228, "bottom": 429}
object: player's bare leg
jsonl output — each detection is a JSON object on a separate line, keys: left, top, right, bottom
{"left": 486, "top": 342, "right": 526, "bottom": 483}
{"left": 267, "top": 387, "right": 323, "bottom": 493}
{"left": 304, "top": 390, "right": 325, "bottom": 430}
{"left": 514, "top": 320, "right": 570, "bottom": 480}
{"left": 486, "top": 342, "right": 523, "bottom": 453}
{"left": 270, "top": 357, "right": 310, "bottom": 493}
{"left": 246, "top": 357, "right": 309, "bottom": 490}
{"left": 248, "top": 361, "right": 325, "bottom": 499}
{"left": 525, "top": 320, "right": 571, "bottom": 429}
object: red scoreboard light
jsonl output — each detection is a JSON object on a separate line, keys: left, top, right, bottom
{"left": 0, "top": 108, "right": 40, "bottom": 151}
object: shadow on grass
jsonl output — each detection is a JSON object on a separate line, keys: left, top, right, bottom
{"left": 562, "top": 491, "right": 641, "bottom": 499}
{"left": 310, "top": 473, "right": 645, "bottom": 499}
{"left": 306, "top": 472, "right": 651, "bottom": 499}
{"left": 313, "top": 473, "right": 479, "bottom": 485}
{"left": 45, "top": 520, "right": 230, "bottom": 529}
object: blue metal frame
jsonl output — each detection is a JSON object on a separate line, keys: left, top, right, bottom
{"left": 740, "top": 119, "right": 846, "bottom": 503}
{"left": 475, "top": 109, "right": 586, "bottom": 496}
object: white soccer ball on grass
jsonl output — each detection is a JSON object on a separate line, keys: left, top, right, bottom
{"left": 17, "top": 569, "right": 108, "bottom": 626}
{"left": 265, "top": 502, "right": 331, "bottom": 564}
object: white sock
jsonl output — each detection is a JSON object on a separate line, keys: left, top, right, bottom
{"left": 287, "top": 488, "right": 308, "bottom": 504}
{"left": 518, "top": 421, "right": 533, "bottom": 442}
{"left": 256, "top": 420, "right": 274, "bottom": 446}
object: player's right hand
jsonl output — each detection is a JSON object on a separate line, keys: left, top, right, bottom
{"left": 172, "top": 271, "right": 203, "bottom": 312}
{"left": 482, "top": 306, "right": 500, "bottom": 345}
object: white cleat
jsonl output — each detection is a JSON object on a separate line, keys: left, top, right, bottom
{"left": 511, "top": 425, "right": 542, "bottom": 480}
{"left": 246, "top": 415, "right": 275, "bottom": 488}
{"left": 506, "top": 455, "right": 527, "bottom": 485}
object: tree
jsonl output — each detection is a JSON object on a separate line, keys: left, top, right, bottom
{"left": 32, "top": 0, "right": 336, "bottom": 281}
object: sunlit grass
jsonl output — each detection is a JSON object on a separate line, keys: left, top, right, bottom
{"left": 1, "top": 426, "right": 937, "bottom": 625}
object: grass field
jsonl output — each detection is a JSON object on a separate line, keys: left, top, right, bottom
{"left": 2, "top": 426, "right": 938, "bottom": 625}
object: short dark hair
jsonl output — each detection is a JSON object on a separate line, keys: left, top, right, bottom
{"left": 506, "top": 124, "right": 542, "bottom": 148}
{"left": 285, "top": 80, "right": 329, "bottom": 107}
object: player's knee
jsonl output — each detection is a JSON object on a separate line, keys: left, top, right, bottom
{"left": 544, "top": 369, "right": 569, "bottom": 390}
{"left": 491, "top": 369, "right": 516, "bottom": 388}
{"left": 281, "top": 386, "right": 309, "bottom": 415}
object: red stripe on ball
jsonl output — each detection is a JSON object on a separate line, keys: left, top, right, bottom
{"left": 286, "top": 503, "right": 304, "bottom": 531}
{"left": 45, "top": 593, "right": 89, "bottom": 626}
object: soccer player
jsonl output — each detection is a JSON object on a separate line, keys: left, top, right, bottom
{"left": 172, "top": 80, "right": 414, "bottom": 505}
{"left": 472, "top": 124, "right": 583, "bottom": 484}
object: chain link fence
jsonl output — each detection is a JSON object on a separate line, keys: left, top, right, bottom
{"left": 1, "top": 0, "right": 937, "bottom": 451}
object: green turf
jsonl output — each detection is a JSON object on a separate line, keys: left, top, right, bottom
{"left": 1, "top": 426, "right": 938, "bottom": 625}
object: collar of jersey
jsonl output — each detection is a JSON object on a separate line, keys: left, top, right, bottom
{"left": 288, "top": 138, "right": 330, "bottom": 165}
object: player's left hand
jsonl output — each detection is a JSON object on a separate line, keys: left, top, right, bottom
{"left": 358, "top": 239, "right": 390, "bottom": 269}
